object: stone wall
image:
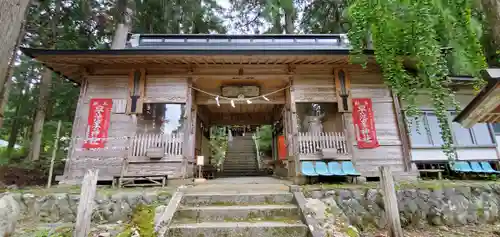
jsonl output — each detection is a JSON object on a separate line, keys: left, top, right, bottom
{"left": 304, "top": 184, "right": 500, "bottom": 232}
{"left": 0, "top": 190, "right": 171, "bottom": 224}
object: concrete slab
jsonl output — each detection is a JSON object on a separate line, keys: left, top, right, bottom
{"left": 175, "top": 204, "right": 300, "bottom": 222}
{"left": 201, "top": 177, "right": 292, "bottom": 185}
{"left": 181, "top": 192, "right": 294, "bottom": 206}
{"left": 167, "top": 221, "right": 308, "bottom": 237}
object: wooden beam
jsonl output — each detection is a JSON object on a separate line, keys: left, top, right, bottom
{"left": 379, "top": 166, "right": 404, "bottom": 237}
{"left": 391, "top": 91, "right": 412, "bottom": 172}
{"left": 288, "top": 77, "right": 300, "bottom": 177}
{"left": 209, "top": 112, "right": 272, "bottom": 125}
{"left": 196, "top": 99, "right": 285, "bottom": 105}
{"left": 63, "top": 75, "right": 88, "bottom": 178}
{"left": 73, "top": 170, "right": 98, "bottom": 237}
{"left": 182, "top": 78, "right": 194, "bottom": 178}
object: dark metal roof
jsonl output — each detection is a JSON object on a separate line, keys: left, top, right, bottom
{"left": 126, "top": 33, "right": 356, "bottom": 51}
{"left": 454, "top": 69, "right": 500, "bottom": 124}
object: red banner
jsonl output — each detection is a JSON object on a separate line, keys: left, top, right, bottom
{"left": 83, "top": 98, "right": 113, "bottom": 149}
{"left": 278, "top": 135, "right": 287, "bottom": 160}
{"left": 352, "top": 98, "right": 379, "bottom": 149}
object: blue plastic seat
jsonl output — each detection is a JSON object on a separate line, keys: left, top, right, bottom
{"left": 470, "top": 161, "right": 486, "bottom": 173}
{"left": 480, "top": 162, "right": 500, "bottom": 173}
{"left": 315, "top": 161, "right": 333, "bottom": 176}
{"left": 451, "top": 161, "right": 473, "bottom": 172}
{"left": 328, "top": 162, "right": 345, "bottom": 176}
{"left": 301, "top": 161, "right": 318, "bottom": 176}
{"left": 341, "top": 161, "right": 360, "bottom": 176}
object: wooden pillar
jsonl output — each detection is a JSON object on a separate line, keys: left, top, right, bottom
{"left": 379, "top": 166, "right": 404, "bottom": 237}
{"left": 391, "top": 91, "right": 412, "bottom": 171}
{"left": 342, "top": 113, "right": 356, "bottom": 161}
{"left": 285, "top": 77, "right": 300, "bottom": 177}
{"left": 63, "top": 74, "right": 89, "bottom": 180}
{"left": 73, "top": 170, "right": 98, "bottom": 237}
{"left": 182, "top": 78, "right": 194, "bottom": 178}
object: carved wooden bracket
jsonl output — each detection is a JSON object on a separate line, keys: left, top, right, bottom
{"left": 126, "top": 68, "right": 145, "bottom": 114}
{"left": 334, "top": 68, "right": 352, "bottom": 112}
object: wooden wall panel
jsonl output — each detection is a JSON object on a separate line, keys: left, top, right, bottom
{"left": 402, "top": 91, "right": 475, "bottom": 110}
{"left": 126, "top": 162, "right": 183, "bottom": 177}
{"left": 348, "top": 79, "right": 408, "bottom": 177}
{"left": 144, "top": 76, "right": 187, "bottom": 103}
{"left": 67, "top": 157, "right": 123, "bottom": 179}
{"left": 294, "top": 76, "right": 336, "bottom": 102}
{"left": 408, "top": 90, "right": 498, "bottom": 163}
{"left": 66, "top": 75, "right": 136, "bottom": 181}
{"left": 412, "top": 147, "right": 498, "bottom": 161}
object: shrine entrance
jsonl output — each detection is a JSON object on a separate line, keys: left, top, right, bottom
{"left": 191, "top": 74, "right": 288, "bottom": 178}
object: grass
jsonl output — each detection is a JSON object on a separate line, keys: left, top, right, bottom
{"left": 0, "top": 185, "right": 174, "bottom": 196}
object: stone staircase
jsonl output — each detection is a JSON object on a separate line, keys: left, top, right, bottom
{"left": 167, "top": 191, "right": 309, "bottom": 237}
{"left": 221, "top": 134, "right": 265, "bottom": 177}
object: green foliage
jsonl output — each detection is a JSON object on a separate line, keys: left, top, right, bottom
{"left": 347, "top": 0, "right": 487, "bottom": 159}
{"left": 258, "top": 125, "right": 273, "bottom": 155}
{"left": 209, "top": 126, "right": 228, "bottom": 166}
{"left": 117, "top": 204, "right": 156, "bottom": 237}
{"left": 30, "top": 225, "right": 72, "bottom": 237}
{"left": 229, "top": 0, "right": 296, "bottom": 34}
{"left": 301, "top": 0, "right": 349, "bottom": 33}
{"left": 1, "top": 0, "right": 229, "bottom": 177}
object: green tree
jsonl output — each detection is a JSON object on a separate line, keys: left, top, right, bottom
{"left": 347, "top": 0, "right": 487, "bottom": 159}
{"left": 229, "top": 0, "right": 296, "bottom": 33}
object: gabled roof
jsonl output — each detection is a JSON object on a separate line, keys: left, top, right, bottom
{"left": 20, "top": 34, "right": 375, "bottom": 84}
{"left": 126, "top": 34, "right": 355, "bottom": 51}
{"left": 454, "top": 68, "right": 500, "bottom": 127}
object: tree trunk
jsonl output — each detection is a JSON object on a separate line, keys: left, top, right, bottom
{"left": 111, "top": 23, "right": 129, "bottom": 49}
{"left": 481, "top": 0, "right": 500, "bottom": 66}
{"left": 0, "top": 0, "right": 30, "bottom": 129}
{"left": 111, "top": 0, "right": 132, "bottom": 49}
{"left": 27, "top": 0, "right": 61, "bottom": 161}
{"left": 271, "top": 15, "right": 283, "bottom": 34}
{"left": 284, "top": 9, "right": 294, "bottom": 34}
{"left": 7, "top": 97, "right": 23, "bottom": 157}
{"left": 0, "top": 0, "right": 30, "bottom": 102}
{"left": 28, "top": 68, "right": 53, "bottom": 161}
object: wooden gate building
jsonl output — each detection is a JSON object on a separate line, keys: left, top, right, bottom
{"left": 22, "top": 34, "right": 500, "bottom": 184}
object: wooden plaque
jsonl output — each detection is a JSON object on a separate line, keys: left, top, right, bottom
{"left": 221, "top": 85, "right": 260, "bottom": 98}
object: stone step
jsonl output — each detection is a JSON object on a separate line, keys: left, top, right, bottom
{"left": 224, "top": 159, "right": 257, "bottom": 163}
{"left": 174, "top": 204, "right": 301, "bottom": 222}
{"left": 226, "top": 150, "right": 255, "bottom": 153}
{"left": 181, "top": 192, "right": 294, "bottom": 206}
{"left": 167, "top": 222, "right": 308, "bottom": 237}
{"left": 219, "top": 172, "right": 266, "bottom": 177}
{"left": 222, "top": 166, "right": 257, "bottom": 170}
{"left": 225, "top": 151, "right": 256, "bottom": 155}
{"left": 223, "top": 160, "right": 257, "bottom": 163}
{"left": 224, "top": 159, "right": 257, "bottom": 162}
{"left": 225, "top": 156, "right": 256, "bottom": 159}
{"left": 224, "top": 156, "right": 257, "bottom": 160}
{"left": 222, "top": 166, "right": 258, "bottom": 170}
{"left": 223, "top": 162, "right": 258, "bottom": 166}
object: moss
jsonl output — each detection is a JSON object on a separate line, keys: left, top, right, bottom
{"left": 477, "top": 207, "right": 485, "bottom": 219}
{"left": 303, "top": 180, "right": 500, "bottom": 194}
{"left": 117, "top": 204, "right": 157, "bottom": 237}
{"left": 208, "top": 201, "right": 275, "bottom": 206}
{"left": 29, "top": 226, "right": 72, "bottom": 237}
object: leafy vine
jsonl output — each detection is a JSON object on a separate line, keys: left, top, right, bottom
{"left": 347, "top": 0, "right": 487, "bottom": 159}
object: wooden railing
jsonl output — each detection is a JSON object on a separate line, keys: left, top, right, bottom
{"left": 130, "top": 133, "right": 183, "bottom": 157}
{"left": 298, "top": 132, "right": 348, "bottom": 154}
